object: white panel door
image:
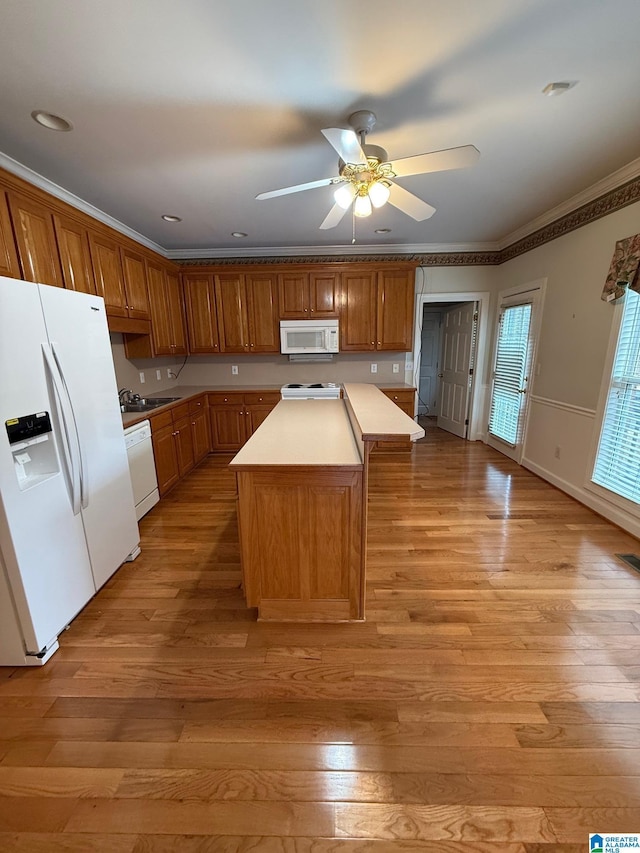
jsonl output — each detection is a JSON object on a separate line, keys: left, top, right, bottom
{"left": 437, "top": 303, "right": 476, "bottom": 438}
{"left": 0, "top": 277, "right": 95, "bottom": 655}
{"left": 419, "top": 312, "right": 441, "bottom": 415}
{"left": 38, "top": 285, "right": 139, "bottom": 589}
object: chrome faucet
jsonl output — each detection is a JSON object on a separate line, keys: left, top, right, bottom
{"left": 118, "top": 388, "right": 132, "bottom": 404}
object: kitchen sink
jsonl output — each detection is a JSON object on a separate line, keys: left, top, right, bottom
{"left": 120, "top": 396, "right": 182, "bottom": 413}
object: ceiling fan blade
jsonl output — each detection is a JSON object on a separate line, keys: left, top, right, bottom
{"left": 321, "top": 128, "right": 367, "bottom": 166}
{"left": 389, "top": 145, "right": 480, "bottom": 179}
{"left": 387, "top": 182, "right": 436, "bottom": 221}
{"left": 319, "top": 202, "right": 351, "bottom": 230}
{"left": 256, "top": 176, "right": 340, "bottom": 200}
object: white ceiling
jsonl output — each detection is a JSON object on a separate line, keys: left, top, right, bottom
{"left": 1, "top": 0, "right": 639, "bottom": 256}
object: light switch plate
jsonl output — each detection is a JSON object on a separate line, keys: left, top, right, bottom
{"left": 232, "top": 365, "right": 239, "bottom": 375}
{"left": 370, "top": 363, "right": 378, "bottom": 374}
{"left": 139, "top": 371, "right": 145, "bottom": 384}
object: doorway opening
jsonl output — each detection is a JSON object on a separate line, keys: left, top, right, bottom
{"left": 411, "top": 286, "right": 491, "bottom": 442}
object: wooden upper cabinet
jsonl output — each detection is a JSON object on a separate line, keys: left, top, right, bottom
{"left": 309, "top": 271, "right": 338, "bottom": 317}
{"left": 165, "top": 271, "right": 188, "bottom": 355}
{"left": 245, "top": 272, "right": 279, "bottom": 352}
{"left": 278, "top": 270, "right": 337, "bottom": 319}
{"left": 215, "top": 273, "right": 249, "bottom": 353}
{"left": 278, "top": 271, "right": 307, "bottom": 318}
{"left": 183, "top": 273, "right": 219, "bottom": 354}
{"left": 88, "top": 231, "right": 127, "bottom": 316}
{"left": 120, "top": 247, "right": 150, "bottom": 320}
{"left": 377, "top": 268, "right": 415, "bottom": 351}
{"left": 7, "top": 191, "right": 63, "bottom": 287}
{"left": 339, "top": 270, "right": 377, "bottom": 351}
{"left": 146, "top": 263, "right": 187, "bottom": 356}
{"left": 52, "top": 213, "right": 96, "bottom": 295}
{"left": 0, "top": 191, "right": 20, "bottom": 278}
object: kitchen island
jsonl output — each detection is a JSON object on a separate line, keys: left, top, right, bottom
{"left": 229, "top": 383, "right": 424, "bottom": 621}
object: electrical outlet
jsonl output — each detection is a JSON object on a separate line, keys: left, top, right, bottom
{"left": 370, "top": 363, "right": 378, "bottom": 374}
{"left": 392, "top": 363, "right": 400, "bottom": 374}
{"left": 554, "top": 445, "right": 561, "bottom": 459}
{"left": 156, "top": 370, "right": 161, "bottom": 381}
{"left": 139, "top": 371, "right": 145, "bottom": 384}
{"left": 405, "top": 360, "right": 413, "bottom": 372}
{"left": 232, "top": 365, "right": 238, "bottom": 375}
{"left": 166, "top": 368, "right": 172, "bottom": 379}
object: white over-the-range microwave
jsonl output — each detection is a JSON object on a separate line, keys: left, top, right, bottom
{"left": 279, "top": 319, "right": 339, "bottom": 354}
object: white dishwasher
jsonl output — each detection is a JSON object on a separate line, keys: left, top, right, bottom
{"left": 124, "top": 420, "right": 159, "bottom": 520}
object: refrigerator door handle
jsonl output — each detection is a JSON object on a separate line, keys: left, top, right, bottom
{"left": 42, "top": 343, "right": 82, "bottom": 515}
{"left": 51, "top": 343, "right": 89, "bottom": 510}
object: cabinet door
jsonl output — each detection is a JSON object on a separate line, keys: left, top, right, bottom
{"left": 377, "top": 268, "right": 415, "bottom": 351}
{"left": 166, "top": 271, "right": 188, "bottom": 355}
{"left": 244, "top": 392, "right": 280, "bottom": 438}
{"left": 215, "top": 273, "right": 248, "bottom": 353}
{"left": 183, "top": 274, "right": 219, "bottom": 354}
{"left": 309, "top": 271, "right": 338, "bottom": 317}
{"left": 209, "top": 397, "right": 246, "bottom": 451}
{"left": 174, "top": 415, "right": 195, "bottom": 477}
{"left": 52, "top": 213, "right": 96, "bottom": 294}
{"left": 88, "top": 231, "right": 127, "bottom": 316}
{"left": 245, "top": 272, "right": 279, "bottom": 352}
{"left": 191, "top": 407, "right": 211, "bottom": 463}
{"left": 121, "top": 247, "right": 150, "bottom": 320}
{"left": 340, "top": 271, "right": 377, "bottom": 351}
{"left": 7, "top": 191, "right": 63, "bottom": 286}
{"left": 151, "top": 423, "right": 180, "bottom": 495}
{"left": 146, "top": 261, "right": 172, "bottom": 355}
{"left": 278, "top": 271, "right": 308, "bottom": 318}
{"left": 0, "top": 190, "right": 20, "bottom": 278}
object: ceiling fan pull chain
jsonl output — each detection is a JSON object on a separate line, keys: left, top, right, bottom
{"left": 352, "top": 209, "right": 356, "bottom": 244}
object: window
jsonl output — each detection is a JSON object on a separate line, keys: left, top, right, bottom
{"left": 592, "top": 288, "right": 640, "bottom": 504}
{"left": 488, "top": 302, "right": 533, "bottom": 446}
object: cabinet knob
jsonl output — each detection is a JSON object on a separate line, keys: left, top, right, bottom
{"left": 244, "top": 343, "right": 249, "bottom": 348}
{"left": 371, "top": 341, "right": 374, "bottom": 345}
{"left": 224, "top": 397, "right": 228, "bottom": 402}
{"left": 250, "top": 343, "right": 254, "bottom": 347}
{"left": 192, "top": 421, "right": 196, "bottom": 426}
{"left": 378, "top": 341, "right": 381, "bottom": 346}
{"left": 258, "top": 397, "right": 263, "bottom": 401}
{"left": 394, "top": 396, "right": 399, "bottom": 400}
{"left": 304, "top": 308, "right": 309, "bottom": 312}
{"left": 310, "top": 308, "right": 314, "bottom": 312}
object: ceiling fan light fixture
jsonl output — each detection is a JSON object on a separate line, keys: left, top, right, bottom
{"left": 354, "top": 192, "right": 372, "bottom": 218}
{"left": 334, "top": 184, "right": 355, "bottom": 209}
{"left": 368, "top": 180, "right": 390, "bottom": 208}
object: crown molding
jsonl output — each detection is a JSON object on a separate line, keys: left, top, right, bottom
{"left": 0, "top": 151, "right": 167, "bottom": 257}
{"left": 167, "top": 241, "right": 499, "bottom": 260}
{"left": 498, "top": 156, "right": 640, "bottom": 251}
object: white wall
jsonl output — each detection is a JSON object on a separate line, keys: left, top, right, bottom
{"left": 498, "top": 200, "right": 640, "bottom": 537}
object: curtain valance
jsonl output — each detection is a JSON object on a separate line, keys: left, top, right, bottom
{"left": 602, "top": 233, "right": 640, "bottom": 302}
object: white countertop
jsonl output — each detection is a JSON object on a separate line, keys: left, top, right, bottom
{"left": 229, "top": 399, "right": 363, "bottom": 468}
{"left": 343, "top": 383, "right": 425, "bottom": 441}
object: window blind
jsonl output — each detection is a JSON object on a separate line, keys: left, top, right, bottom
{"left": 488, "top": 303, "right": 532, "bottom": 446}
{"left": 592, "top": 289, "right": 640, "bottom": 503}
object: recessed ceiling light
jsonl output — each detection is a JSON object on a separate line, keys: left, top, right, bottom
{"left": 31, "top": 110, "right": 73, "bottom": 131}
{"left": 375, "top": 228, "right": 391, "bottom": 234}
{"left": 231, "top": 232, "right": 248, "bottom": 238}
{"left": 542, "top": 81, "right": 576, "bottom": 97}
{"left": 161, "top": 215, "right": 182, "bottom": 222}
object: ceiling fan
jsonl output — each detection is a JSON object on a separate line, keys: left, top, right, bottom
{"left": 256, "top": 110, "right": 480, "bottom": 230}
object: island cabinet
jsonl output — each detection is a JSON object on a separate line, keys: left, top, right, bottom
{"left": 6, "top": 190, "right": 63, "bottom": 287}
{"left": 215, "top": 272, "right": 279, "bottom": 353}
{"left": 208, "top": 391, "right": 280, "bottom": 452}
{"left": 278, "top": 269, "right": 338, "bottom": 318}
{"left": 340, "top": 265, "right": 415, "bottom": 352}
{"left": 230, "top": 385, "right": 425, "bottom": 622}
{"left": 231, "top": 399, "right": 365, "bottom": 622}
{"left": 0, "top": 190, "right": 21, "bottom": 278}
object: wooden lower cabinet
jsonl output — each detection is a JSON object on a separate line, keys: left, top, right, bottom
{"left": 376, "top": 388, "right": 416, "bottom": 451}
{"left": 150, "top": 395, "right": 211, "bottom": 496}
{"left": 235, "top": 466, "right": 364, "bottom": 621}
{"left": 208, "top": 391, "right": 280, "bottom": 452}
{"left": 150, "top": 413, "right": 180, "bottom": 496}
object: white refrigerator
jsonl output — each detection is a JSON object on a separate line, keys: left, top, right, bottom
{"left": 0, "top": 276, "right": 140, "bottom": 666}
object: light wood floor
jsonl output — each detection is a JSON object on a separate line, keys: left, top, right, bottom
{"left": 2, "top": 425, "right": 640, "bottom": 851}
